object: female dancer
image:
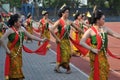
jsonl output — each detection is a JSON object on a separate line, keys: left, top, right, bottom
{"left": 50, "top": 4, "right": 83, "bottom": 74}
{"left": 72, "top": 11, "right": 89, "bottom": 56}
{"left": 80, "top": 10, "right": 120, "bottom": 80}
{"left": 25, "top": 13, "right": 33, "bottom": 42}
{"left": 38, "top": 10, "right": 54, "bottom": 46}
{"left": 0, "top": 14, "right": 46, "bottom": 80}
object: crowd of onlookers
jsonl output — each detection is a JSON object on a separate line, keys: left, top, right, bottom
{"left": 21, "top": 0, "right": 34, "bottom": 17}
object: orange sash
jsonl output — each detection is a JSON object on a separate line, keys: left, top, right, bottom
{"left": 56, "top": 18, "right": 65, "bottom": 63}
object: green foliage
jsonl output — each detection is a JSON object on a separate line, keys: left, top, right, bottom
{"left": 110, "top": 0, "right": 120, "bottom": 15}
{"left": 1, "top": 0, "right": 120, "bottom": 15}
{"left": 41, "top": 0, "right": 120, "bottom": 15}
{"left": 88, "top": 0, "right": 120, "bottom": 15}
{"left": 43, "top": 0, "right": 77, "bottom": 8}
{"left": 0, "top": 0, "right": 21, "bottom": 8}
{"left": 88, "top": 0, "right": 107, "bottom": 8}
{"left": 9, "top": 0, "right": 21, "bottom": 8}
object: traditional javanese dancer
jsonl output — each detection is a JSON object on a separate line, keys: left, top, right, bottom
{"left": 24, "top": 13, "right": 34, "bottom": 43}
{"left": 50, "top": 4, "right": 83, "bottom": 74}
{"left": 0, "top": 14, "right": 48, "bottom": 80}
{"left": 80, "top": 10, "right": 120, "bottom": 80}
{"left": 72, "top": 11, "right": 90, "bottom": 57}
{"left": 38, "top": 10, "right": 54, "bottom": 47}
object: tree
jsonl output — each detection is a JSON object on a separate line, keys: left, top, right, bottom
{"left": 109, "top": 0, "right": 120, "bottom": 16}
{"left": 88, "top": 0, "right": 107, "bottom": 8}
{"left": 88, "top": 0, "right": 120, "bottom": 15}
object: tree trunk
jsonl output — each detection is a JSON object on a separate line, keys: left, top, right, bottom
{"left": 54, "top": 0, "right": 59, "bottom": 18}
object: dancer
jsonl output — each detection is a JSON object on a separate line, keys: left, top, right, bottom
{"left": 0, "top": 14, "right": 46, "bottom": 80}
{"left": 0, "top": 14, "right": 8, "bottom": 37}
{"left": 24, "top": 13, "right": 33, "bottom": 43}
{"left": 80, "top": 10, "right": 120, "bottom": 80}
{"left": 50, "top": 4, "right": 83, "bottom": 74}
{"left": 38, "top": 10, "right": 54, "bottom": 46}
{"left": 72, "top": 11, "right": 91, "bottom": 56}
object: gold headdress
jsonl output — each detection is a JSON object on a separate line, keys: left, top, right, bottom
{"left": 93, "top": 5, "right": 97, "bottom": 13}
{"left": 73, "top": 10, "right": 79, "bottom": 17}
{"left": 27, "top": 13, "right": 31, "bottom": 18}
{"left": 86, "top": 11, "right": 91, "bottom": 17}
{"left": 60, "top": 3, "right": 66, "bottom": 10}
{"left": 42, "top": 10, "right": 48, "bottom": 15}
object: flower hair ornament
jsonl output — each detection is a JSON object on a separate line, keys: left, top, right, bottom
{"left": 42, "top": 10, "right": 48, "bottom": 15}
{"left": 93, "top": 5, "right": 97, "bottom": 13}
{"left": 73, "top": 10, "right": 79, "bottom": 17}
{"left": 60, "top": 3, "right": 66, "bottom": 10}
{"left": 86, "top": 11, "right": 91, "bottom": 17}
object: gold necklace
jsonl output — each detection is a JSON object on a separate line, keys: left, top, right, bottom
{"left": 100, "top": 28, "right": 106, "bottom": 53}
{"left": 11, "top": 28, "right": 23, "bottom": 59}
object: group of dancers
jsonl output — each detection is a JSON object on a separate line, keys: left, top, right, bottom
{"left": 0, "top": 4, "right": 120, "bottom": 80}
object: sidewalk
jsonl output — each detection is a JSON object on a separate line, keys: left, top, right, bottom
{"left": 0, "top": 41, "right": 88, "bottom": 80}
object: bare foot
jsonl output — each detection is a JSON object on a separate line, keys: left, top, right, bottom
{"left": 54, "top": 67, "right": 61, "bottom": 73}
{"left": 66, "top": 70, "right": 72, "bottom": 74}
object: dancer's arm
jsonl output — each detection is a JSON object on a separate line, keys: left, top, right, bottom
{"left": 0, "top": 29, "right": 12, "bottom": 54}
{"left": 48, "top": 19, "right": 54, "bottom": 25}
{"left": 50, "top": 20, "right": 60, "bottom": 43}
{"left": 22, "top": 28, "right": 46, "bottom": 42}
{"left": 105, "top": 27, "right": 120, "bottom": 39}
{"left": 81, "top": 20, "right": 91, "bottom": 28}
{"left": 80, "top": 29, "right": 99, "bottom": 54}
{"left": 70, "top": 21, "right": 84, "bottom": 33}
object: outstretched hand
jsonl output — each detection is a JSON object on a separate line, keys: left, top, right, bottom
{"left": 6, "top": 49, "right": 11, "bottom": 55}
{"left": 91, "top": 48, "right": 100, "bottom": 54}
{"left": 56, "top": 38, "right": 61, "bottom": 43}
{"left": 41, "top": 38, "right": 48, "bottom": 42}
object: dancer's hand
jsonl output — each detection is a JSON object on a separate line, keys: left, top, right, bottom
{"left": 56, "top": 38, "right": 61, "bottom": 43}
{"left": 41, "top": 38, "right": 47, "bottom": 42}
{"left": 6, "top": 49, "right": 11, "bottom": 55}
{"left": 91, "top": 48, "right": 100, "bottom": 54}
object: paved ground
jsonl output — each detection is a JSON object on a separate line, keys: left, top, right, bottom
{"left": 0, "top": 41, "right": 88, "bottom": 80}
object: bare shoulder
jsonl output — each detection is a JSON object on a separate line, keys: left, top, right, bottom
{"left": 48, "top": 18, "right": 51, "bottom": 21}
{"left": 54, "top": 20, "right": 60, "bottom": 24}
{"left": 102, "top": 26, "right": 109, "bottom": 33}
{"left": 51, "top": 20, "right": 60, "bottom": 29}
{"left": 2, "top": 28, "right": 13, "bottom": 36}
{"left": 87, "top": 28, "right": 93, "bottom": 33}
{"left": 82, "top": 28, "right": 92, "bottom": 38}
{"left": 86, "top": 28, "right": 95, "bottom": 36}
{"left": 20, "top": 26, "right": 26, "bottom": 32}
{"left": 102, "top": 26, "right": 107, "bottom": 29}
{"left": 6, "top": 28, "right": 13, "bottom": 33}
{"left": 20, "top": 26, "right": 26, "bottom": 30}
{"left": 68, "top": 20, "right": 73, "bottom": 24}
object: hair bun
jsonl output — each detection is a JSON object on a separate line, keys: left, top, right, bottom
{"left": 8, "top": 14, "right": 20, "bottom": 27}
{"left": 91, "top": 9, "right": 104, "bottom": 24}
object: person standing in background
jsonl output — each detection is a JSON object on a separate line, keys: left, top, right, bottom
{"left": 21, "top": 0, "right": 28, "bottom": 16}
